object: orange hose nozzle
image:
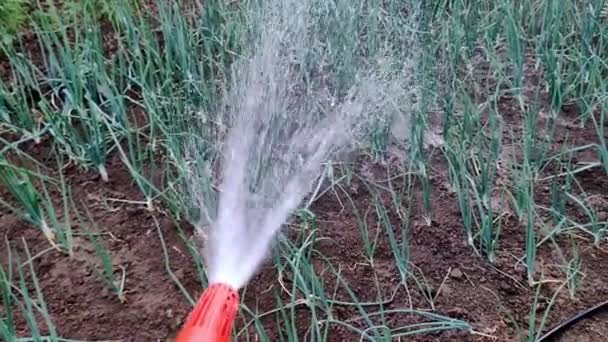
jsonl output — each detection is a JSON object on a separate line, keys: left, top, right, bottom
{"left": 176, "top": 283, "right": 240, "bottom": 342}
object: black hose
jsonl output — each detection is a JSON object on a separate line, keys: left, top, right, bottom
{"left": 536, "top": 299, "right": 608, "bottom": 342}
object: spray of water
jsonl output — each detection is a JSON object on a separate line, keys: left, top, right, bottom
{"left": 187, "top": 0, "right": 417, "bottom": 289}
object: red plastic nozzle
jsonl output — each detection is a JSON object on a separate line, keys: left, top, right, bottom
{"left": 176, "top": 283, "right": 240, "bottom": 342}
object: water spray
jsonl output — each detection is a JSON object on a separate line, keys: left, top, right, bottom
{"left": 175, "top": 0, "right": 412, "bottom": 339}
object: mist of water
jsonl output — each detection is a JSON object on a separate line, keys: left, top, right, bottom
{"left": 188, "top": 0, "right": 417, "bottom": 289}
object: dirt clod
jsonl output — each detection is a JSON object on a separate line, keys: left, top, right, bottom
{"left": 451, "top": 268, "right": 464, "bottom": 280}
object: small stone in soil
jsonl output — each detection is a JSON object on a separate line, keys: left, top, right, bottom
{"left": 441, "top": 284, "right": 454, "bottom": 296}
{"left": 450, "top": 268, "right": 464, "bottom": 279}
{"left": 174, "top": 269, "right": 184, "bottom": 279}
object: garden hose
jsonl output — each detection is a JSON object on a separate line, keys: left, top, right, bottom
{"left": 536, "top": 299, "right": 608, "bottom": 341}
{"left": 175, "top": 283, "right": 240, "bottom": 342}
